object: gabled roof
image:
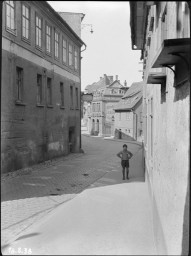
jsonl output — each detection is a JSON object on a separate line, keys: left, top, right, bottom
{"left": 114, "top": 92, "right": 142, "bottom": 111}
{"left": 85, "top": 78, "right": 106, "bottom": 93}
{"left": 122, "top": 81, "right": 143, "bottom": 98}
{"left": 107, "top": 80, "right": 123, "bottom": 88}
{"left": 114, "top": 81, "right": 143, "bottom": 111}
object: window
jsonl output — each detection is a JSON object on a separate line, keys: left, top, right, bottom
{"left": 54, "top": 30, "right": 59, "bottom": 59}
{"left": 22, "top": 4, "right": 30, "bottom": 40}
{"left": 96, "top": 103, "right": 99, "bottom": 112}
{"left": 98, "top": 103, "right": 100, "bottom": 111}
{"left": 37, "top": 74, "right": 43, "bottom": 104}
{"left": 69, "top": 43, "right": 73, "bottom": 66}
{"left": 6, "top": 1, "right": 15, "bottom": 33}
{"left": 47, "top": 78, "right": 52, "bottom": 106}
{"left": 74, "top": 47, "right": 78, "bottom": 70}
{"left": 16, "top": 67, "right": 23, "bottom": 102}
{"left": 60, "top": 82, "right": 64, "bottom": 107}
{"left": 35, "top": 14, "right": 42, "bottom": 48}
{"left": 75, "top": 87, "right": 79, "bottom": 108}
{"left": 62, "top": 38, "right": 67, "bottom": 64}
{"left": 70, "top": 85, "right": 73, "bottom": 108}
{"left": 46, "top": 24, "right": 51, "bottom": 54}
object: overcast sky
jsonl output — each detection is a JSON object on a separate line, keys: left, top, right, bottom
{"left": 48, "top": 1, "right": 143, "bottom": 90}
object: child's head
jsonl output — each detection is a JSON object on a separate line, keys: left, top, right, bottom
{"left": 123, "top": 144, "right": 127, "bottom": 149}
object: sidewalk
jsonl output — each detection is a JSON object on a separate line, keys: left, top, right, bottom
{"left": 2, "top": 163, "right": 156, "bottom": 255}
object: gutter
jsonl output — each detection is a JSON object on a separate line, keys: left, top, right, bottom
{"left": 129, "top": 1, "right": 148, "bottom": 51}
{"left": 129, "top": 2, "right": 136, "bottom": 50}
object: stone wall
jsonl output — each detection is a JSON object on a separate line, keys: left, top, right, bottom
{"left": 1, "top": 51, "right": 81, "bottom": 174}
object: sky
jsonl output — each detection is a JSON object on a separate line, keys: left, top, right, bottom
{"left": 47, "top": 1, "right": 143, "bottom": 91}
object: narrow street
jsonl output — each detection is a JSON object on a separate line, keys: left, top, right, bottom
{"left": 2, "top": 135, "right": 156, "bottom": 255}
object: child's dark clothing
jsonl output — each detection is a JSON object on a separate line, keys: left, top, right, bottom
{"left": 121, "top": 160, "right": 129, "bottom": 168}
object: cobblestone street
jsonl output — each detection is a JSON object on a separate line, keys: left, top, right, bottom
{"left": 1, "top": 135, "right": 143, "bottom": 250}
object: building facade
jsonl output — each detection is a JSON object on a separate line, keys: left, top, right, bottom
{"left": 114, "top": 82, "right": 143, "bottom": 142}
{"left": 84, "top": 74, "right": 128, "bottom": 136}
{"left": 1, "top": 1, "right": 85, "bottom": 173}
{"left": 130, "top": 2, "right": 190, "bottom": 255}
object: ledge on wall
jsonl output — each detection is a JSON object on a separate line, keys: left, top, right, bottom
{"left": 151, "top": 38, "right": 190, "bottom": 69}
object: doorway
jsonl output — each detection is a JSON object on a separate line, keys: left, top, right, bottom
{"left": 69, "top": 127, "right": 75, "bottom": 153}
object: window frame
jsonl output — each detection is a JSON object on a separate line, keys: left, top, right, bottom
{"left": 21, "top": 2, "right": 30, "bottom": 43}
{"left": 68, "top": 42, "right": 73, "bottom": 67}
{"left": 74, "top": 46, "right": 78, "bottom": 71}
{"left": 45, "top": 22, "right": 52, "bottom": 55}
{"left": 62, "top": 36, "right": 67, "bottom": 65}
{"left": 35, "top": 13, "right": 43, "bottom": 50}
{"left": 54, "top": 29, "right": 60, "bottom": 60}
{"left": 5, "top": 1, "right": 16, "bottom": 35}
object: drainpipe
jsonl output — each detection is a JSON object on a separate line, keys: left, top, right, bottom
{"left": 79, "top": 43, "right": 87, "bottom": 151}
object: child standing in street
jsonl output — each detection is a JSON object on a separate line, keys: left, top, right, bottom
{"left": 117, "top": 144, "right": 133, "bottom": 180}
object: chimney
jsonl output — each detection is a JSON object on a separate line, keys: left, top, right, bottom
{"left": 116, "top": 75, "right": 118, "bottom": 81}
{"left": 124, "top": 80, "right": 127, "bottom": 87}
{"left": 104, "top": 74, "right": 110, "bottom": 85}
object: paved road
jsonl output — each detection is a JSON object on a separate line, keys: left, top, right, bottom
{"left": 1, "top": 135, "right": 155, "bottom": 255}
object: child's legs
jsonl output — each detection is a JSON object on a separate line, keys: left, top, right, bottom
{"left": 122, "top": 167, "right": 125, "bottom": 178}
{"left": 126, "top": 167, "right": 129, "bottom": 177}
{"left": 121, "top": 160, "right": 125, "bottom": 179}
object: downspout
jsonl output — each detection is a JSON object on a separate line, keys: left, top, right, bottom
{"left": 79, "top": 43, "right": 87, "bottom": 151}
